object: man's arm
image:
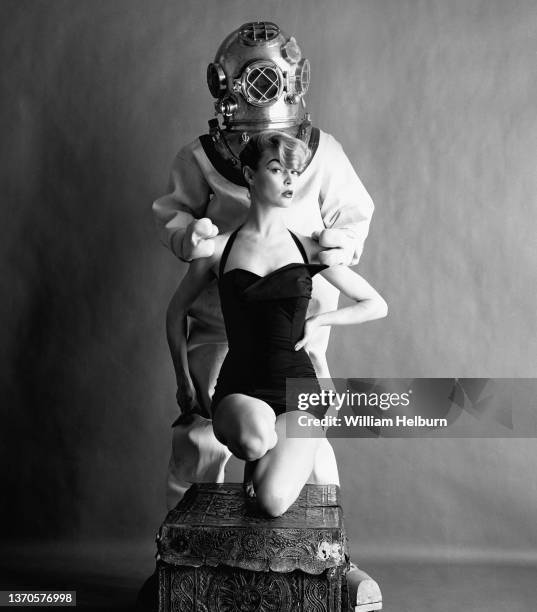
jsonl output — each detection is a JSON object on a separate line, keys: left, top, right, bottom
{"left": 317, "top": 133, "right": 374, "bottom": 266}
{"left": 152, "top": 144, "right": 213, "bottom": 261}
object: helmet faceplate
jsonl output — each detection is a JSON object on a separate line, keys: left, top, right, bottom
{"left": 207, "top": 22, "right": 310, "bottom": 131}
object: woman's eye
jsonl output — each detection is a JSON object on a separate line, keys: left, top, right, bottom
{"left": 291, "top": 170, "right": 300, "bottom": 176}
{"left": 270, "top": 168, "right": 281, "bottom": 173}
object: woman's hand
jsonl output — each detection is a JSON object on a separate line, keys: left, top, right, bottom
{"left": 294, "top": 316, "right": 321, "bottom": 351}
{"left": 176, "top": 375, "right": 200, "bottom": 414}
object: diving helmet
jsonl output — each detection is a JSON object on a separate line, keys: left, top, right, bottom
{"left": 207, "top": 21, "right": 311, "bottom": 131}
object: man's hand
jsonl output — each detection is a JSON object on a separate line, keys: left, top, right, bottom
{"left": 312, "top": 228, "right": 355, "bottom": 266}
{"left": 182, "top": 218, "right": 219, "bottom": 261}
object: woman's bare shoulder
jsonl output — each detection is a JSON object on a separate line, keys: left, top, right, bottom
{"left": 213, "top": 231, "right": 231, "bottom": 257}
{"left": 209, "top": 231, "right": 234, "bottom": 274}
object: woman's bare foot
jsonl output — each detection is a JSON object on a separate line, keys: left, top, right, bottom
{"left": 243, "top": 461, "right": 257, "bottom": 498}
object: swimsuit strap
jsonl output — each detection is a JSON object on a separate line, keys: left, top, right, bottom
{"left": 219, "top": 225, "right": 243, "bottom": 278}
{"left": 289, "top": 231, "right": 309, "bottom": 264}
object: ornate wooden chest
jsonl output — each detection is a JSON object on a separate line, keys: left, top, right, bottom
{"left": 157, "top": 483, "right": 350, "bottom": 611}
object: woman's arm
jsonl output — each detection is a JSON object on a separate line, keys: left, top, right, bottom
{"left": 294, "top": 265, "right": 388, "bottom": 351}
{"left": 166, "top": 254, "right": 218, "bottom": 412}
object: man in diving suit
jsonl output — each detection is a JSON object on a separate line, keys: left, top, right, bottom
{"left": 152, "top": 22, "right": 382, "bottom": 611}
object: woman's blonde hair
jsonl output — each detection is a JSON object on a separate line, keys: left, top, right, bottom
{"left": 239, "top": 131, "right": 310, "bottom": 174}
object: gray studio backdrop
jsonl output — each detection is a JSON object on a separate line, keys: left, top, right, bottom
{"left": 2, "top": 0, "right": 536, "bottom": 562}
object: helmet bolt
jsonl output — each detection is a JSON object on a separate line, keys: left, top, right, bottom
{"left": 215, "top": 97, "right": 238, "bottom": 117}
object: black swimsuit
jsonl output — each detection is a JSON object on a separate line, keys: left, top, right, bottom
{"left": 211, "top": 227, "right": 327, "bottom": 417}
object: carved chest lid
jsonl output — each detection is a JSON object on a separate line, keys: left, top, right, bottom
{"left": 157, "top": 484, "right": 349, "bottom": 574}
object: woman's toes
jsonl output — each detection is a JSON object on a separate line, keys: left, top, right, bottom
{"left": 243, "top": 480, "right": 256, "bottom": 498}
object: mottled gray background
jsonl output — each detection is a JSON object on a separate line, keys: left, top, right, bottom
{"left": 2, "top": 0, "right": 536, "bottom": 565}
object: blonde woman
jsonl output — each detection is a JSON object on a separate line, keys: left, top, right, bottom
{"left": 168, "top": 131, "right": 387, "bottom": 516}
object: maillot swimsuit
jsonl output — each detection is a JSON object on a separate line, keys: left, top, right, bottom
{"left": 211, "top": 226, "right": 328, "bottom": 417}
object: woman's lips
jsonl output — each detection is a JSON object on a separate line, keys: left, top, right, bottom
{"left": 282, "top": 190, "right": 294, "bottom": 198}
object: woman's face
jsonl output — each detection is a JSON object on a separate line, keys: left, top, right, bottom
{"left": 246, "top": 149, "right": 301, "bottom": 208}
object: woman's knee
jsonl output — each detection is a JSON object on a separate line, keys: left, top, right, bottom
{"left": 213, "top": 396, "right": 277, "bottom": 461}
{"left": 231, "top": 429, "right": 276, "bottom": 462}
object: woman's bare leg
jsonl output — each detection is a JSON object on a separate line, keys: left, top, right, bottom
{"left": 241, "top": 418, "right": 339, "bottom": 497}
{"left": 212, "top": 394, "right": 278, "bottom": 462}
{"left": 213, "top": 397, "right": 332, "bottom": 516}
{"left": 308, "top": 438, "right": 340, "bottom": 486}
{"left": 242, "top": 460, "right": 257, "bottom": 498}
{"left": 252, "top": 411, "right": 325, "bottom": 517}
